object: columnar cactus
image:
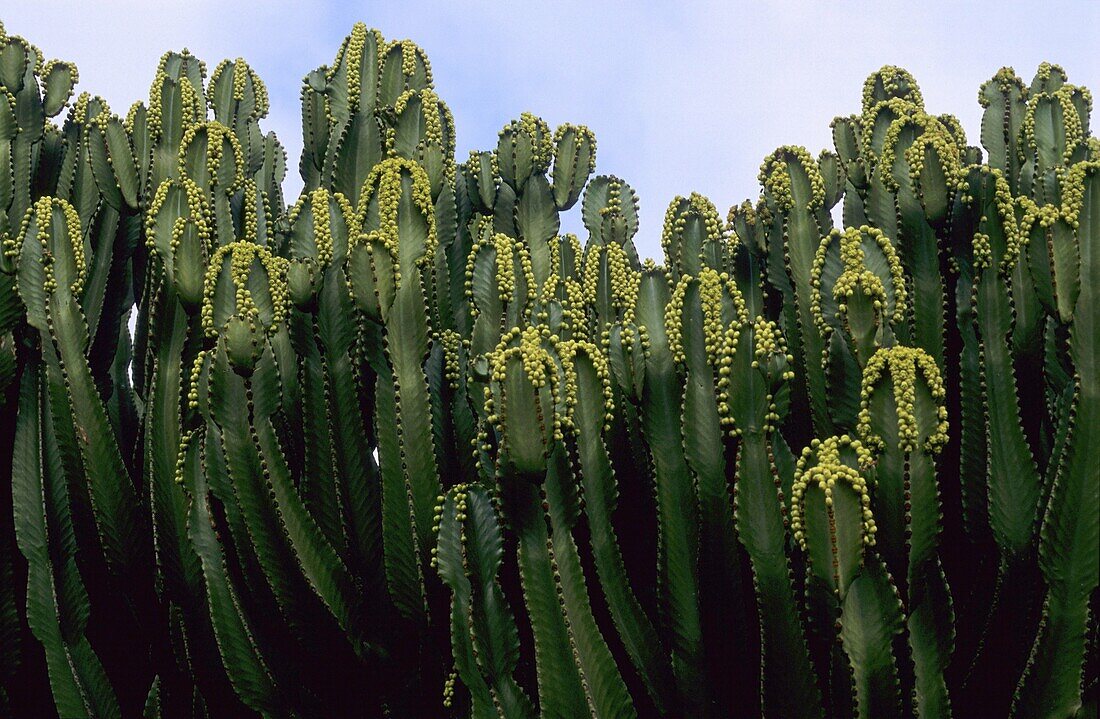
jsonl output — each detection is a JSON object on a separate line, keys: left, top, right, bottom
{"left": 0, "top": 19, "right": 1097, "bottom": 719}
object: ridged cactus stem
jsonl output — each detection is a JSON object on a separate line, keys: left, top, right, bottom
{"left": 177, "top": 423, "right": 285, "bottom": 717}
{"left": 1012, "top": 161, "right": 1100, "bottom": 717}
{"left": 760, "top": 146, "right": 834, "bottom": 438}
{"left": 727, "top": 314, "right": 823, "bottom": 719}
{"left": 435, "top": 484, "right": 536, "bottom": 718}
{"left": 857, "top": 345, "right": 953, "bottom": 717}
{"left": 12, "top": 360, "right": 121, "bottom": 719}
{"left": 634, "top": 269, "right": 707, "bottom": 714}
{"left": 570, "top": 349, "right": 676, "bottom": 713}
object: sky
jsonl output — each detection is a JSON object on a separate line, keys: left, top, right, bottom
{"left": 4, "top": 0, "right": 1098, "bottom": 260}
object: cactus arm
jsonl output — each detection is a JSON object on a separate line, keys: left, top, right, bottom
{"left": 727, "top": 314, "right": 823, "bottom": 718}
{"left": 514, "top": 173, "right": 559, "bottom": 281}
{"left": 670, "top": 271, "right": 760, "bottom": 712}
{"left": 433, "top": 489, "right": 497, "bottom": 718}
{"left": 386, "top": 275, "right": 441, "bottom": 565}
{"left": 181, "top": 425, "right": 284, "bottom": 717}
{"left": 858, "top": 345, "right": 953, "bottom": 716}
{"left": 45, "top": 272, "right": 149, "bottom": 584}
{"left": 329, "top": 114, "right": 384, "bottom": 201}
{"left": 504, "top": 474, "right": 590, "bottom": 717}
{"left": 288, "top": 304, "right": 344, "bottom": 548}
{"left": 973, "top": 192, "right": 1041, "bottom": 556}
{"left": 1012, "top": 162, "right": 1100, "bottom": 717}
{"left": 543, "top": 443, "right": 637, "bottom": 719}
{"left": 839, "top": 556, "right": 905, "bottom": 719}
{"left": 572, "top": 352, "right": 676, "bottom": 713}
{"left": 208, "top": 343, "right": 341, "bottom": 636}
{"left": 246, "top": 347, "right": 369, "bottom": 654}
{"left": 318, "top": 274, "right": 383, "bottom": 581}
{"left": 635, "top": 269, "right": 707, "bottom": 712}
{"left": 373, "top": 366, "right": 426, "bottom": 620}
{"left": 955, "top": 266, "right": 991, "bottom": 540}
{"left": 145, "top": 294, "right": 204, "bottom": 610}
{"left": 12, "top": 360, "right": 121, "bottom": 719}
{"left": 735, "top": 433, "right": 824, "bottom": 718}
{"left": 761, "top": 147, "right": 834, "bottom": 437}
{"left": 88, "top": 113, "right": 140, "bottom": 210}
{"left": 438, "top": 485, "right": 536, "bottom": 718}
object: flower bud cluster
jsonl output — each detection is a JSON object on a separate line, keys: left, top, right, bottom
{"left": 858, "top": 345, "right": 948, "bottom": 454}
{"left": 790, "top": 435, "right": 877, "bottom": 550}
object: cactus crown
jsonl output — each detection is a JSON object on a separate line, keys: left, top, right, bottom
{"left": 201, "top": 241, "right": 289, "bottom": 336}
{"left": 759, "top": 146, "right": 826, "bottom": 211}
{"left": 858, "top": 345, "right": 949, "bottom": 454}
{"left": 810, "top": 225, "right": 907, "bottom": 338}
{"left": 790, "top": 434, "right": 877, "bottom": 551}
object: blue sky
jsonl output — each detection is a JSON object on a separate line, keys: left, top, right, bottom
{"left": 5, "top": 0, "right": 1098, "bottom": 259}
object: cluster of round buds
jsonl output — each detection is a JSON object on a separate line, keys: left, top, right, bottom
{"left": 759, "top": 146, "right": 826, "bottom": 212}
{"left": 146, "top": 178, "right": 211, "bottom": 250}
{"left": 901, "top": 117, "right": 966, "bottom": 200}
{"left": 147, "top": 50, "right": 207, "bottom": 141}
{"left": 1031, "top": 62, "right": 1068, "bottom": 92}
{"left": 200, "top": 241, "right": 289, "bottom": 338}
{"left": 385, "top": 38, "right": 433, "bottom": 90}
{"left": 727, "top": 199, "right": 760, "bottom": 249}
{"left": 556, "top": 339, "right": 615, "bottom": 432}
{"left": 286, "top": 187, "right": 355, "bottom": 267}
{"left": 665, "top": 268, "right": 747, "bottom": 367}
{"left": 1059, "top": 160, "right": 1100, "bottom": 231}
{"left": 442, "top": 671, "right": 457, "bottom": 709}
{"left": 790, "top": 434, "right": 877, "bottom": 551}
{"left": 876, "top": 113, "right": 958, "bottom": 191}
{"left": 581, "top": 241, "right": 639, "bottom": 325}
{"left": 858, "top": 345, "right": 948, "bottom": 454}
{"left": 69, "top": 91, "right": 108, "bottom": 126}
{"left": 811, "top": 226, "right": 907, "bottom": 338}
{"left": 173, "top": 429, "right": 198, "bottom": 486}
{"left": 495, "top": 112, "right": 553, "bottom": 189}
{"left": 858, "top": 97, "right": 921, "bottom": 165}
{"left": 11, "top": 197, "right": 86, "bottom": 298}
{"left": 178, "top": 121, "right": 246, "bottom": 192}
{"left": 186, "top": 350, "right": 208, "bottom": 410}
{"left": 861, "top": 66, "right": 925, "bottom": 117}
{"left": 441, "top": 329, "right": 463, "bottom": 389}
{"left": 544, "top": 275, "right": 587, "bottom": 342}
{"left": 550, "top": 123, "right": 597, "bottom": 209}
{"left": 749, "top": 316, "right": 795, "bottom": 432}
{"left": 660, "top": 192, "right": 724, "bottom": 271}
{"left": 935, "top": 113, "right": 968, "bottom": 152}
{"left": 1022, "top": 84, "right": 1088, "bottom": 167}
{"left": 430, "top": 484, "right": 471, "bottom": 572}
{"left": 485, "top": 326, "right": 565, "bottom": 473}
{"left": 1, "top": 91, "right": 15, "bottom": 125}
{"left": 464, "top": 232, "right": 536, "bottom": 318}
{"left": 466, "top": 149, "right": 499, "bottom": 185}
{"left": 208, "top": 58, "right": 270, "bottom": 119}
{"left": 548, "top": 233, "right": 582, "bottom": 286}
{"left": 970, "top": 167, "right": 1026, "bottom": 276}
{"left": 40, "top": 60, "right": 78, "bottom": 115}
{"left": 357, "top": 157, "right": 438, "bottom": 273}
{"left": 328, "top": 23, "right": 383, "bottom": 116}
{"left": 462, "top": 150, "right": 498, "bottom": 213}
{"left": 587, "top": 175, "right": 641, "bottom": 245}
{"left": 978, "top": 67, "right": 1028, "bottom": 109}
{"left": 390, "top": 88, "right": 456, "bottom": 185}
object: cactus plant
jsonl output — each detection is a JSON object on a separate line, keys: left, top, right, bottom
{"left": 0, "top": 16, "right": 1096, "bottom": 719}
